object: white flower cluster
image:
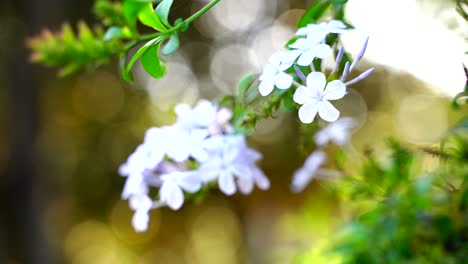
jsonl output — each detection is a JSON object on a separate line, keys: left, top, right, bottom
{"left": 119, "top": 100, "right": 270, "bottom": 232}
{"left": 291, "top": 117, "right": 354, "bottom": 192}
{"left": 259, "top": 20, "right": 374, "bottom": 124}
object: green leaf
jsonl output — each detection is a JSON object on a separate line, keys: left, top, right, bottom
{"left": 138, "top": 3, "right": 167, "bottom": 31}
{"left": 161, "top": 33, "right": 179, "bottom": 55}
{"left": 156, "top": 0, "right": 174, "bottom": 28}
{"left": 237, "top": 74, "right": 256, "bottom": 97}
{"left": 59, "top": 62, "right": 82, "bottom": 77}
{"left": 104, "top": 26, "right": 131, "bottom": 40}
{"left": 124, "top": 36, "right": 165, "bottom": 79}
{"left": 77, "top": 22, "right": 97, "bottom": 54}
{"left": 298, "top": 0, "right": 331, "bottom": 27}
{"left": 94, "top": 0, "right": 126, "bottom": 27}
{"left": 123, "top": 0, "right": 147, "bottom": 26}
{"left": 141, "top": 42, "right": 167, "bottom": 79}
{"left": 332, "top": 0, "right": 348, "bottom": 4}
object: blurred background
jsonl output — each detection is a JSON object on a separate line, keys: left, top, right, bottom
{"left": 0, "top": 0, "right": 466, "bottom": 263}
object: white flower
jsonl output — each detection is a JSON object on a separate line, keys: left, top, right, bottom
{"left": 142, "top": 128, "right": 167, "bottom": 162}
{"left": 199, "top": 136, "right": 267, "bottom": 195}
{"left": 296, "top": 20, "right": 347, "bottom": 40}
{"left": 175, "top": 100, "right": 218, "bottom": 130}
{"left": 129, "top": 193, "right": 153, "bottom": 232}
{"left": 288, "top": 34, "right": 332, "bottom": 66}
{"left": 291, "top": 151, "right": 327, "bottom": 193}
{"left": 175, "top": 100, "right": 233, "bottom": 135}
{"left": 158, "top": 126, "right": 212, "bottom": 162}
{"left": 159, "top": 171, "right": 202, "bottom": 210}
{"left": 315, "top": 117, "right": 354, "bottom": 146}
{"left": 293, "top": 72, "right": 346, "bottom": 123}
{"left": 259, "top": 51, "right": 295, "bottom": 96}
{"left": 119, "top": 145, "right": 157, "bottom": 199}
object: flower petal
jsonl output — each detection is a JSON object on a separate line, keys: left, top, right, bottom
{"left": 274, "top": 72, "right": 293, "bottom": 90}
{"left": 174, "top": 104, "right": 191, "bottom": 119}
{"left": 297, "top": 50, "right": 315, "bottom": 66}
{"left": 295, "top": 27, "right": 309, "bottom": 36}
{"left": 289, "top": 38, "right": 308, "bottom": 50}
{"left": 306, "top": 28, "right": 327, "bottom": 43}
{"left": 318, "top": 100, "right": 340, "bottom": 122}
{"left": 279, "top": 50, "right": 301, "bottom": 71}
{"left": 252, "top": 167, "right": 270, "bottom": 190}
{"left": 159, "top": 181, "right": 184, "bottom": 210}
{"left": 293, "top": 85, "right": 312, "bottom": 105}
{"left": 177, "top": 173, "right": 202, "bottom": 193}
{"left": 129, "top": 194, "right": 152, "bottom": 212}
{"left": 326, "top": 20, "right": 347, "bottom": 34}
{"left": 323, "top": 80, "right": 346, "bottom": 100}
{"left": 291, "top": 168, "right": 310, "bottom": 193}
{"left": 231, "top": 164, "right": 252, "bottom": 180}
{"left": 237, "top": 178, "right": 254, "bottom": 195}
{"left": 193, "top": 100, "right": 217, "bottom": 126}
{"left": 259, "top": 78, "right": 275, "bottom": 96}
{"left": 314, "top": 44, "right": 332, "bottom": 59}
{"left": 218, "top": 170, "right": 236, "bottom": 195}
{"left": 132, "top": 211, "right": 149, "bottom": 232}
{"left": 298, "top": 102, "right": 320, "bottom": 124}
{"left": 304, "top": 150, "right": 326, "bottom": 170}
{"left": 306, "top": 72, "right": 326, "bottom": 96}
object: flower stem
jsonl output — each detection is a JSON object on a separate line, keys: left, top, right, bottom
{"left": 183, "top": 0, "right": 221, "bottom": 26}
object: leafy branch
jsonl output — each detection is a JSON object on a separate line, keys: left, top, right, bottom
{"left": 28, "top": 0, "right": 221, "bottom": 80}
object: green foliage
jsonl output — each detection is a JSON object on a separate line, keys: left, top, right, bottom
{"left": 456, "top": 0, "right": 468, "bottom": 21}
{"left": 94, "top": 0, "right": 127, "bottom": 27}
{"left": 28, "top": 0, "right": 221, "bottom": 80}
{"left": 298, "top": 0, "right": 348, "bottom": 27}
{"left": 301, "top": 132, "right": 468, "bottom": 264}
{"left": 28, "top": 22, "right": 125, "bottom": 77}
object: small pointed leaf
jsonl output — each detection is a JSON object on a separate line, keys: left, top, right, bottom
{"left": 124, "top": 36, "right": 165, "bottom": 80}
{"left": 138, "top": 3, "right": 167, "bottom": 31}
{"left": 156, "top": 0, "right": 174, "bottom": 28}
{"left": 161, "top": 33, "right": 179, "bottom": 55}
{"left": 141, "top": 42, "right": 167, "bottom": 79}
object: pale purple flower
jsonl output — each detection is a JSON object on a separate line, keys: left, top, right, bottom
{"left": 315, "top": 117, "right": 355, "bottom": 146}
{"left": 208, "top": 108, "right": 233, "bottom": 135}
{"left": 159, "top": 171, "right": 203, "bottom": 210}
{"left": 175, "top": 100, "right": 217, "bottom": 129}
{"left": 175, "top": 100, "right": 233, "bottom": 135}
{"left": 199, "top": 136, "right": 269, "bottom": 195}
{"left": 293, "top": 72, "right": 347, "bottom": 123}
{"left": 291, "top": 151, "right": 327, "bottom": 192}
{"left": 236, "top": 146, "right": 270, "bottom": 194}
{"left": 159, "top": 126, "right": 211, "bottom": 162}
